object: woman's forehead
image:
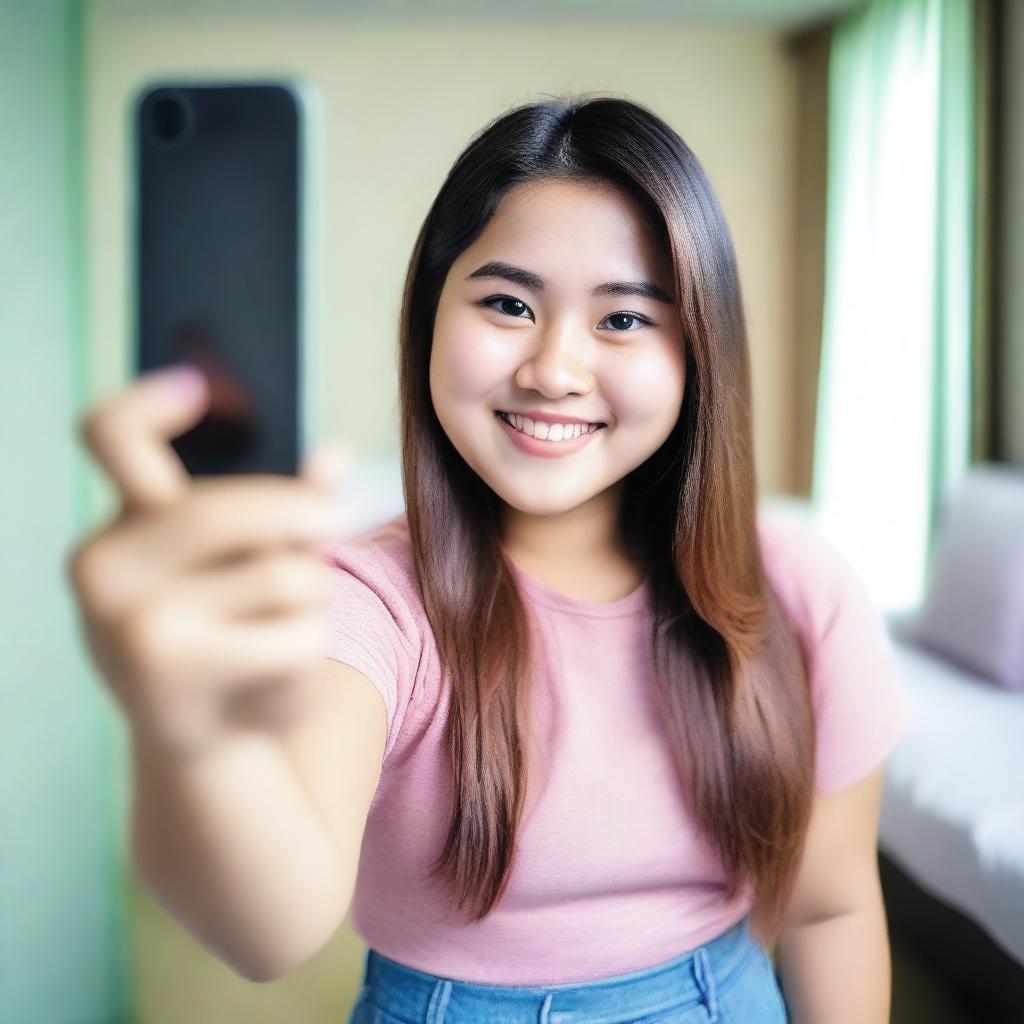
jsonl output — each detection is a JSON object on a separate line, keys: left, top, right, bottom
{"left": 459, "top": 182, "right": 672, "bottom": 286}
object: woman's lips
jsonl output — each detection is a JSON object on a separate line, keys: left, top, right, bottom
{"left": 495, "top": 411, "right": 605, "bottom": 459}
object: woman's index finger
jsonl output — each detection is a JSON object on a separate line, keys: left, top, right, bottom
{"left": 77, "top": 367, "right": 209, "bottom": 518}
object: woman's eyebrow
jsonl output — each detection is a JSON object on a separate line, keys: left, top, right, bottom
{"left": 466, "top": 260, "right": 676, "bottom": 306}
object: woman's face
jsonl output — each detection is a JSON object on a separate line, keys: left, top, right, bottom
{"left": 429, "top": 178, "right": 685, "bottom": 524}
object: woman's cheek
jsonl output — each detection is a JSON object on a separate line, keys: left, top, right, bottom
{"left": 607, "top": 350, "right": 684, "bottom": 428}
{"left": 436, "top": 318, "right": 508, "bottom": 399}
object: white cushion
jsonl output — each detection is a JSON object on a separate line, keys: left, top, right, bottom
{"left": 904, "top": 465, "right": 1024, "bottom": 691}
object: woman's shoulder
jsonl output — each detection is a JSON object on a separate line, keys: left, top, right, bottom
{"left": 321, "top": 510, "right": 417, "bottom": 585}
{"left": 755, "top": 505, "right": 860, "bottom": 638}
{"left": 756, "top": 508, "right": 913, "bottom": 794}
{"left": 317, "top": 510, "right": 428, "bottom": 641}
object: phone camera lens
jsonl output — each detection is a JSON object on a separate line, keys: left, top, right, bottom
{"left": 144, "top": 90, "right": 194, "bottom": 147}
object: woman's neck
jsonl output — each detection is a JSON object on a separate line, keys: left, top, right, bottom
{"left": 499, "top": 487, "right": 642, "bottom": 602}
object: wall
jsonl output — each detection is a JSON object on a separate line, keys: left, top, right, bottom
{"left": 83, "top": 6, "right": 809, "bottom": 501}
{"left": 0, "top": 1, "right": 131, "bottom": 1021}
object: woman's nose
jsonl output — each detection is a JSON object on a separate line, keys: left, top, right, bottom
{"left": 513, "top": 320, "right": 595, "bottom": 397}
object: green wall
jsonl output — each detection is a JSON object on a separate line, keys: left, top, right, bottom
{"left": 0, "top": 1, "right": 132, "bottom": 1020}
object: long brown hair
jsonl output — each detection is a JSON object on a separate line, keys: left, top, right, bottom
{"left": 396, "top": 93, "right": 815, "bottom": 948}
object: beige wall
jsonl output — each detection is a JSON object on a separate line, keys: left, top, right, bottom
{"left": 83, "top": 5, "right": 816, "bottom": 1020}
{"left": 84, "top": 7, "right": 809, "bottom": 502}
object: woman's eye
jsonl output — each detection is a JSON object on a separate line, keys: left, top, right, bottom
{"left": 480, "top": 295, "right": 534, "bottom": 320}
{"left": 478, "top": 295, "right": 654, "bottom": 332}
{"left": 601, "top": 312, "right": 653, "bottom": 332}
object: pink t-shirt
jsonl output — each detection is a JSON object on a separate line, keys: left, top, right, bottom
{"left": 320, "top": 508, "right": 913, "bottom": 986}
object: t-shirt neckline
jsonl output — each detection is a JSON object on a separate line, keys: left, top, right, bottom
{"left": 506, "top": 559, "right": 650, "bottom": 619}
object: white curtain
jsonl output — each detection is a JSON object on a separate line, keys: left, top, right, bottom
{"left": 812, "top": 0, "right": 976, "bottom": 613}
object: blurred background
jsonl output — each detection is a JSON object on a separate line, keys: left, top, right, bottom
{"left": 3, "top": 0, "right": 1022, "bottom": 1021}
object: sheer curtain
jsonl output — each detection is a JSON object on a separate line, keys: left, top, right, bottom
{"left": 812, "top": 0, "right": 976, "bottom": 613}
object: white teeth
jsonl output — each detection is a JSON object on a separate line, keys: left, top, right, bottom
{"left": 504, "top": 413, "right": 598, "bottom": 441}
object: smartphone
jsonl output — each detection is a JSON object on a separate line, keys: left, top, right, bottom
{"left": 131, "top": 80, "right": 324, "bottom": 477}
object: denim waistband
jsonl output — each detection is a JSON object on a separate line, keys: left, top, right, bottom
{"left": 359, "top": 914, "right": 756, "bottom": 1024}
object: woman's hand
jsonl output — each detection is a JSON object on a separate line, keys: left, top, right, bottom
{"left": 65, "top": 366, "right": 353, "bottom": 759}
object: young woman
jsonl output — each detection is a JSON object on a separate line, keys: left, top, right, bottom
{"left": 67, "top": 94, "right": 912, "bottom": 1023}
{"left": 318, "top": 94, "right": 913, "bottom": 1022}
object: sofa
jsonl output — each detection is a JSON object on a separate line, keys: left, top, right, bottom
{"left": 875, "top": 464, "right": 1024, "bottom": 1022}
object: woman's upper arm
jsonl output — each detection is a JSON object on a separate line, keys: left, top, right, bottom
{"left": 276, "top": 657, "right": 389, "bottom": 914}
{"left": 780, "top": 762, "right": 888, "bottom": 929}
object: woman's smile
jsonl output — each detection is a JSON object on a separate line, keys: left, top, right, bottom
{"left": 494, "top": 410, "right": 606, "bottom": 459}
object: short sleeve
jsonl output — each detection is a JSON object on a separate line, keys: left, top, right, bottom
{"left": 316, "top": 534, "right": 423, "bottom": 763}
{"left": 760, "top": 516, "right": 915, "bottom": 795}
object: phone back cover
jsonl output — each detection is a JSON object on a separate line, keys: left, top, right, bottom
{"left": 135, "top": 83, "right": 302, "bottom": 476}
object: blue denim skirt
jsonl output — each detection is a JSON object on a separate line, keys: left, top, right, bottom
{"left": 347, "top": 914, "right": 790, "bottom": 1023}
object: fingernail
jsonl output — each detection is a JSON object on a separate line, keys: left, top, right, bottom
{"left": 159, "top": 364, "right": 206, "bottom": 401}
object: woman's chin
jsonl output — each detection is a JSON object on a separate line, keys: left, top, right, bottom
{"left": 492, "top": 483, "right": 606, "bottom": 519}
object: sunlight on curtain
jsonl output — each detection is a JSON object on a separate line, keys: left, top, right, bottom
{"left": 812, "top": 0, "right": 975, "bottom": 613}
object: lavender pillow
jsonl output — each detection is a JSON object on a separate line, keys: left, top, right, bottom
{"left": 905, "top": 465, "right": 1024, "bottom": 691}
